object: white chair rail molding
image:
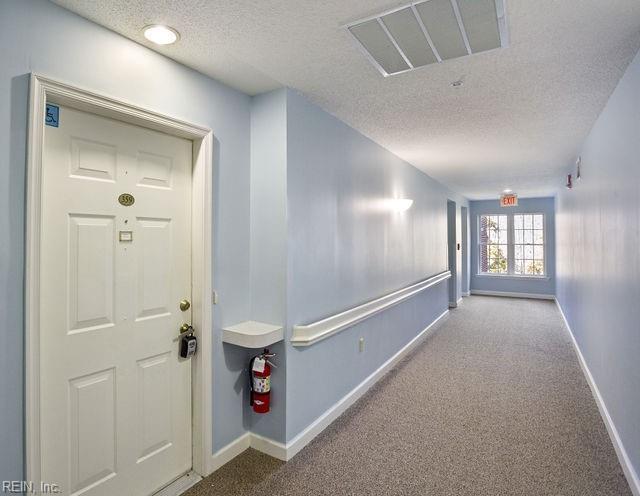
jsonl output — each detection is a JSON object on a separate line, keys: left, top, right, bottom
{"left": 291, "top": 270, "right": 451, "bottom": 346}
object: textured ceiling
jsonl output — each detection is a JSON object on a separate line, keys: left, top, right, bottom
{"left": 52, "top": 0, "right": 640, "bottom": 199}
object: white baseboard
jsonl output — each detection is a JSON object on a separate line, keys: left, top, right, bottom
{"left": 249, "top": 432, "right": 288, "bottom": 460}
{"left": 213, "top": 300, "right": 639, "bottom": 496}
{"left": 209, "top": 431, "right": 288, "bottom": 472}
{"left": 470, "top": 289, "right": 555, "bottom": 300}
{"left": 211, "top": 309, "right": 450, "bottom": 467}
{"left": 283, "top": 308, "right": 449, "bottom": 461}
{"left": 210, "top": 432, "right": 250, "bottom": 471}
{"left": 555, "top": 299, "right": 640, "bottom": 496}
{"left": 462, "top": 291, "right": 470, "bottom": 297}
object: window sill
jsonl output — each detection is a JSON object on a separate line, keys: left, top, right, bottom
{"left": 475, "top": 274, "right": 550, "bottom": 281}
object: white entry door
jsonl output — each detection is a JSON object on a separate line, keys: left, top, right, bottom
{"left": 40, "top": 105, "right": 193, "bottom": 496}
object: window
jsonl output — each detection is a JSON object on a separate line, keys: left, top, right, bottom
{"left": 478, "top": 215, "right": 508, "bottom": 274}
{"left": 478, "top": 213, "right": 545, "bottom": 276}
{"left": 514, "top": 214, "right": 544, "bottom": 275}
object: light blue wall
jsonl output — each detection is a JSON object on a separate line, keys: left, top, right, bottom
{"left": 284, "top": 89, "right": 467, "bottom": 441}
{"left": 248, "top": 89, "right": 288, "bottom": 441}
{"left": 556, "top": 48, "right": 640, "bottom": 480}
{"left": 250, "top": 89, "right": 287, "bottom": 326}
{"left": 0, "top": 0, "right": 472, "bottom": 472}
{"left": 470, "top": 197, "right": 556, "bottom": 296}
{"left": 0, "top": 0, "right": 253, "bottom": 479}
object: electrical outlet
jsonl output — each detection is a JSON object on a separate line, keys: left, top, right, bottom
{"left": 359, "top": 337, "right": 365, "bottom": 352}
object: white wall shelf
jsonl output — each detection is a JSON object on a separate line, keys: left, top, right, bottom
{"left": 222, "top": 321, "right": 283, "bottom": 348}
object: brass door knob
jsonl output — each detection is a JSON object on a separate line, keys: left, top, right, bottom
{"left": 179, "top": 299, "right": 191, "bottom": 311}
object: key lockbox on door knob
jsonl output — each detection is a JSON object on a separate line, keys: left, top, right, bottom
{"left": 179, "top": 323, "right": 197, "bottom": 358}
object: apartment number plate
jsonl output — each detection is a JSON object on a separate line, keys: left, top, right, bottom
{"left": 118, "top": 193, "right": 135, "bottom": 206}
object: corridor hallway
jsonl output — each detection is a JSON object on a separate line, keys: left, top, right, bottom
{"left": 187, "top": 296, "right": 630, "bottom": 496}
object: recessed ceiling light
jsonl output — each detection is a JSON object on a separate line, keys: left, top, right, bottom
{"left": 503, "top": 188, "right": 512, "bottom": 193}
{"left": 143, "top": 25, "right": 179, "bottom": 45}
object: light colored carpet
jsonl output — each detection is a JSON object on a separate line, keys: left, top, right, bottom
{"left": 186, "top": 296, "right": 632, "bottom": 495}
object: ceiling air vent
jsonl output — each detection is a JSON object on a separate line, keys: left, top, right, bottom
{"left": 346, "top": 0, "right": 508, "bottom": 76}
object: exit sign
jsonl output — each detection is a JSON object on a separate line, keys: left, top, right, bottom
{"left": 500, "top": 194, "right": 518, "bottom": 207}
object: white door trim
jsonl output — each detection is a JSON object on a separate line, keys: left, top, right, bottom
{"left": 25, "top": 74, "right": 216, "bottom": 486}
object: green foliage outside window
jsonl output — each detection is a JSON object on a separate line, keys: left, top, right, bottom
{"left": 488, "top": 245, "right": 507, "bottom": 273}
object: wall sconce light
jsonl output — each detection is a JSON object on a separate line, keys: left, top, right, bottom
{"left": 389, "top": 198, "right": 414, "bottom": 212}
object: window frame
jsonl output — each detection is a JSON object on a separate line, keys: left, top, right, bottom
{"left": 477, "top": 212, "right": 548, "bottom": 279}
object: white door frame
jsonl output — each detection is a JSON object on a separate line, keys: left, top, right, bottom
{"left": 25, "top": 74, "right": 216, "bottom": 487}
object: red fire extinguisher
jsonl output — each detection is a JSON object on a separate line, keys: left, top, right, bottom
{"left": 250, "top": 349, "right": 276, "bottom": 414}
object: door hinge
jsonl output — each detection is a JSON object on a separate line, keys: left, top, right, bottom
{"left": 212, "top": 291, "right": 218, "bottom": 305}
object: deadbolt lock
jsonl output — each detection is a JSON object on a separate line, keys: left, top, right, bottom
{"left": 179, "top": 299, "right": 191, "bottom": 311}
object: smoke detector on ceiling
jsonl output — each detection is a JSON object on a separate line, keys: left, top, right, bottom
{"left": 346, "top": 0, "right": 509, "bottom": 77}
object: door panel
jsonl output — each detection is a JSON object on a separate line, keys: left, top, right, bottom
{"left": 68, "top": 214, "right": 116, "bottom": 334}
{"left": 41, "top": 105, "right": 192, "bottom": 496}
{"left": 136, "top": 218, "right": 172, "bottom": 321}
{"left": 70, "top": 137, "right": 118, "bottom": 183}
{"left": 68, "top": 369, "right": 117, "bottom": 495}
{"left": 136, "top": 353, "right": 173, "bottom": 463}
{"left": 136, "top": 151, "right": 173, "bottom": 189}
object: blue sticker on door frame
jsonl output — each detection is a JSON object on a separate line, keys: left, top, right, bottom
{"left": 45, "top": 104, "right": 59, "bottom": 127}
